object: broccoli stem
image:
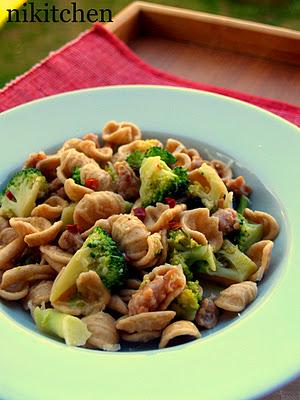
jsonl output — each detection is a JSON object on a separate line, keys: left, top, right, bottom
{"left": 33, "top": 307, "right": 91, "bottom": 346}
{"left": 237, "top": 195, "right": 250, "bottom": 214}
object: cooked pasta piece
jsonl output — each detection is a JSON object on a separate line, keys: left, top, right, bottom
{"left": 64, "top": 179, "right": 93, "bottom": 202}
{"left": 108, "top": 295, "right": 128, "bottom": 315}
{"left": 52, "top": 271, "right": 110, "bottom": 316}
{"left": 243, "top": 208, "right": 279, "bottom": 240}
{"left": 247, "top": 240, "right": 274, "bottom": 282}
{"left": 102, "top": 121, "right": 141, "bottom": 145}
{"left": 159, "top": 320, "right": 201, "bottom": 349}
{"left": 181, "top": 208, "right": 223, "bottom": 251}
{"left": 121, "top": 330, "right": 162, "bottom": 343}
{"left": 214, "top": 281, "right": 257, "bottom": 312}
{"left": 208, "top": 159, "right": 233, "bottom": 181}
{"left": 116, "top": 311, "right": 176, "bottom": 333}
{"left": 31, "top": 196, "right": 68, "bottom": 220}
{"left": 116, "top": 139, "right": 163, "bottom": 161}
{"left": 57, "top": 149, "right": 98, "bottom": 183}
{"left": 23, "top": 280, "right": 53, "bottom": 309}
{"left": 0, "top": 264, "right": 56, "bottom": 291}
{"left": 0, "top": 235, "right": 26, "bottom": 270}
{"left": 144, "top": 203, "right": 186, "bottom": 233}
{"left": 40, "top": 245, "right": 72, "bottom": 273}
{"left": 82, "top": 312, "right": 120, "bottom": 351}
{"left": 36, "top": 154, "right": 61, "bottom": 180}
{"left": 114, "top": 161, "right": 140, "bottom": 200}
{"left": 73, "top": 192, "right": 126, "bottom": 231}
{"left": 10, "top": 217, "right": 63, "bottom": 247}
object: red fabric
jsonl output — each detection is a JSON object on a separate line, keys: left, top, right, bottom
{"left": 0, "top": 23, "right": 299, "bottom": 127}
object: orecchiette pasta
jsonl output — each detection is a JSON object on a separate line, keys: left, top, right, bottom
{"left": 102, "top": 121, "right": 141, "bottom": 145}
{"left": 159, "top": 320, "right": 201, "bottom": 349}
{"left": 0, "top": 121, "right": 279, "bottom": 352}
{"left": 73, "top": 192, "right": 126, "bottom": 231}
{"left": 247, "top": 240, "right": 274, "bottom": 282}
{"left": 243, "top": 208, "right": 279, "bottom": 240}
{"left": 181, "top": 208, "right": 223, "bottom": 251}
{"left": 214, "top": 281, "right": 257, "bottom": 312}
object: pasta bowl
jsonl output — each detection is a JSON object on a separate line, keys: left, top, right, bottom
{"left": 0, "top": 85, "right": 299, "bottom": 400}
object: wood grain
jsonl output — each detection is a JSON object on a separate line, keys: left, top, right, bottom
{"left": 107, "top": 1, "right": 300, "bottom": 105}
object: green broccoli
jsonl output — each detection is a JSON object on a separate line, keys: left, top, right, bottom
{"left": 126, "top": 150, "right": 145, "bottom": 170}
{"left": 33, "top": 307, "right": 91, "bottom": 347}
{"left": 236, "top": 195, "right": 250, "bottom": 214}
{"left": 0, "top": 168, "right": 48, "bottom": 218}
{"left": 197, "top": 239, "right": 258, "bottom": 285}
{"left": 235, "top": 214, "right": 263, "bottom": 252}
{"left": 139, "top": 156, "right": 188, "bottom": 206}
{"left": 126, "top": 146, "right": 176, "bottom": 170}
{"left": 168, "top": 229, "right": 216, "bottom": 281}
{"left": 104, "top": 162, "right": 118, "bottom": 182}
{"left": 171, "top": 280, "right": 202, "bottom": 321}
{"left": 71, "top": 166, "right": 82, "bottom": 185}
{"left": 50, "top": 227, "right": 127, "bottom": 303}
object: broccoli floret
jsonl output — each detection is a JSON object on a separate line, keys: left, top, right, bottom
{"left": 126, "top": 146, "right": 176, "bottom": 170}
{"left": 126, "top": 151, "right": 145, "bottom": 170}
{"left": 236, "top": 195, "right": 250, "bottom": 214}
{"left": 188, "top": 163, "right": 232, "bottom": 211}
{"left": 0, "top": 168, "right": 48, "bottom": 218}
{"left": 197, "top": 239, "right": 258, "bottom": 285}
{"left": 235, "top": 214, "right": 263, "bottom": 252}
{"left": 171, "top": 281, "right": 202, "bottom": 321}
{"left": 168, "top": 229, "right": 216, "bottom": 281}
{"left": 33, "top": 307, "right": 91, "bottom": 347}
{"left": 139, "top": 156, "right": 188, "bottom": 206}
{"left": 71, "top": 166, "right": 82, "bottom": 185}
{"left": 50, "top": 227, "right": 127, "bottom": 303}
{"left": 104, "top": 162, "right": 118, "bottom": 182}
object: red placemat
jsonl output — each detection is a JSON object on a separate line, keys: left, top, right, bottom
{"left": 0, "top": 23, "right": 300, "bottom": 127}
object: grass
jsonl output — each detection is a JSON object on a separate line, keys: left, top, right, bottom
{"left": 1, "top": 0, "right": 300, "bottom": 88}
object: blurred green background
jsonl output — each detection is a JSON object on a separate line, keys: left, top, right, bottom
{"left": 1, "top": 0, "right": 300, "bottom": 88}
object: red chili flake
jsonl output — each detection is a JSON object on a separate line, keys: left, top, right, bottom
{"left": 85, "top": 178, "right": 99, "bottom": 191}
{"left": 66, "top": 224, "right": 80, "bottom": 234}
{"left": 168, "top": 221, "right": 181, "bottom": 230}
{"left": 6, "top": 191, "right": 14, "bottom": 201}
{"left": 133, "top": 207, "right": 146, "bottom": 220}
{"left": 164, "top": 197, "right": 176, "bottom": 208}
{"left": 125, "top": 254, "right": 131, "bottom": 263}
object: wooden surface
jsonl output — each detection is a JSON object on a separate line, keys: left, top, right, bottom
{"left": 108, "top": 3, "right": 300, "bottom": 399}
{"left": 107, "top": 1, "right": 300, "bottom": 105}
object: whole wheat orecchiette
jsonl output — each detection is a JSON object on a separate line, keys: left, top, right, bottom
{"left": 0, "top": 120, "right": 279, "bottom": 351}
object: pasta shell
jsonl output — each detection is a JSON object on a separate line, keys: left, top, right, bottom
{"left": 0, "top": 236, "right": 26, "bottom": 270}
{"left": 108, "top": 295, "right": 128, "bottom": 315}
{"left": 79, "top": 163, "right": 112, "bottom": 191}
{"left": 36, "top": 154, "right": 60, "bottom": 180}
{"left": 40, "top": 245, "right": 73, "bottom": 272}
{"left": 132, "top": 232, "right": 164, "bottom": 269}
{"left": 82, "top": 312, "right": 120, "bottom": 351}
{"left": 82, "top": 133, "right": 100, "bottom": 147}
{"left": 0, "top": 286, "right": 29, "bottom": 301}
{"left": 74, "top": 192, "right": 126, "bottom": 231}
{"left": 0, "top": 264, "right": 56, "bottom": 290}
{"left": 64, "top": 178, "right": 93, "bottom": 202}
{"left": 31, "top": 196, "right": 68, "bottom": 220}
{"left": 57, "top": 149, "right": 98, "bottom": 183}
{"left": 0, "top": 227, "right": 18, "bottom": 245}
{"left": 102, "top": 121, "right": 141, "bottom": 145}
{"left": 52, "top": 271, "right": 111, "bottom": 316}
{"left": 77, "top": 141, "right": 113, "bottom": 163}
{"left": 117, "top": 139, "right": 163, "bottom": 160}
{"left": 208, "top": 159, "right": 233, "bottom": 181}
{"left": 0, "top": 216, "right": 9, "bottom": 231}
{"left": 243, "top": 208, "right": 279, "bottom": 240}
{"left": 23, "top": 152, "right": 47, "bottom": 169}
{"left": 214, "top": 281, "right": 257, "bottom": 312}
{"left": 23, "top": 280, "right": 53, "bottom": 309}
{"left": 114, "top": 161, "right": 140, "bottom": 200}
{"left": 181, "top": 208, "right": 223, "bottom": 251}
{"left": 116, "top": 310, "right": 176, "bottom": 333}
{"left": 165, "top": 138, "right": 186, "bottom": 154}
{"left": 121, "top": 330, "right": 161, "bottom": 343}
{"left": 159, "top": 321, "right": 201, "bottom": 349}
{"left": 128, "top": 264, "right": 186, "bottom": 314}
{"left": 144, "top": 203, "right": 186, "bottom": 233}
{"left": 174, "top": 152, "right": 191, "bottom": 169}
{"left": 247, "top": 240, "right": 274, "bottom": 282}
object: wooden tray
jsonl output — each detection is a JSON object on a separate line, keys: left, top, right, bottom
{"left": 107, "top": 1, "right": 300, "bottom": 105}
{"left": 107, "top": 3, "right": 300, "bottom": 399}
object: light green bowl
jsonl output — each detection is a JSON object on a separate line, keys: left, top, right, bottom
{"left": 0, "top": 86, "right": 299, "bottom": 400}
